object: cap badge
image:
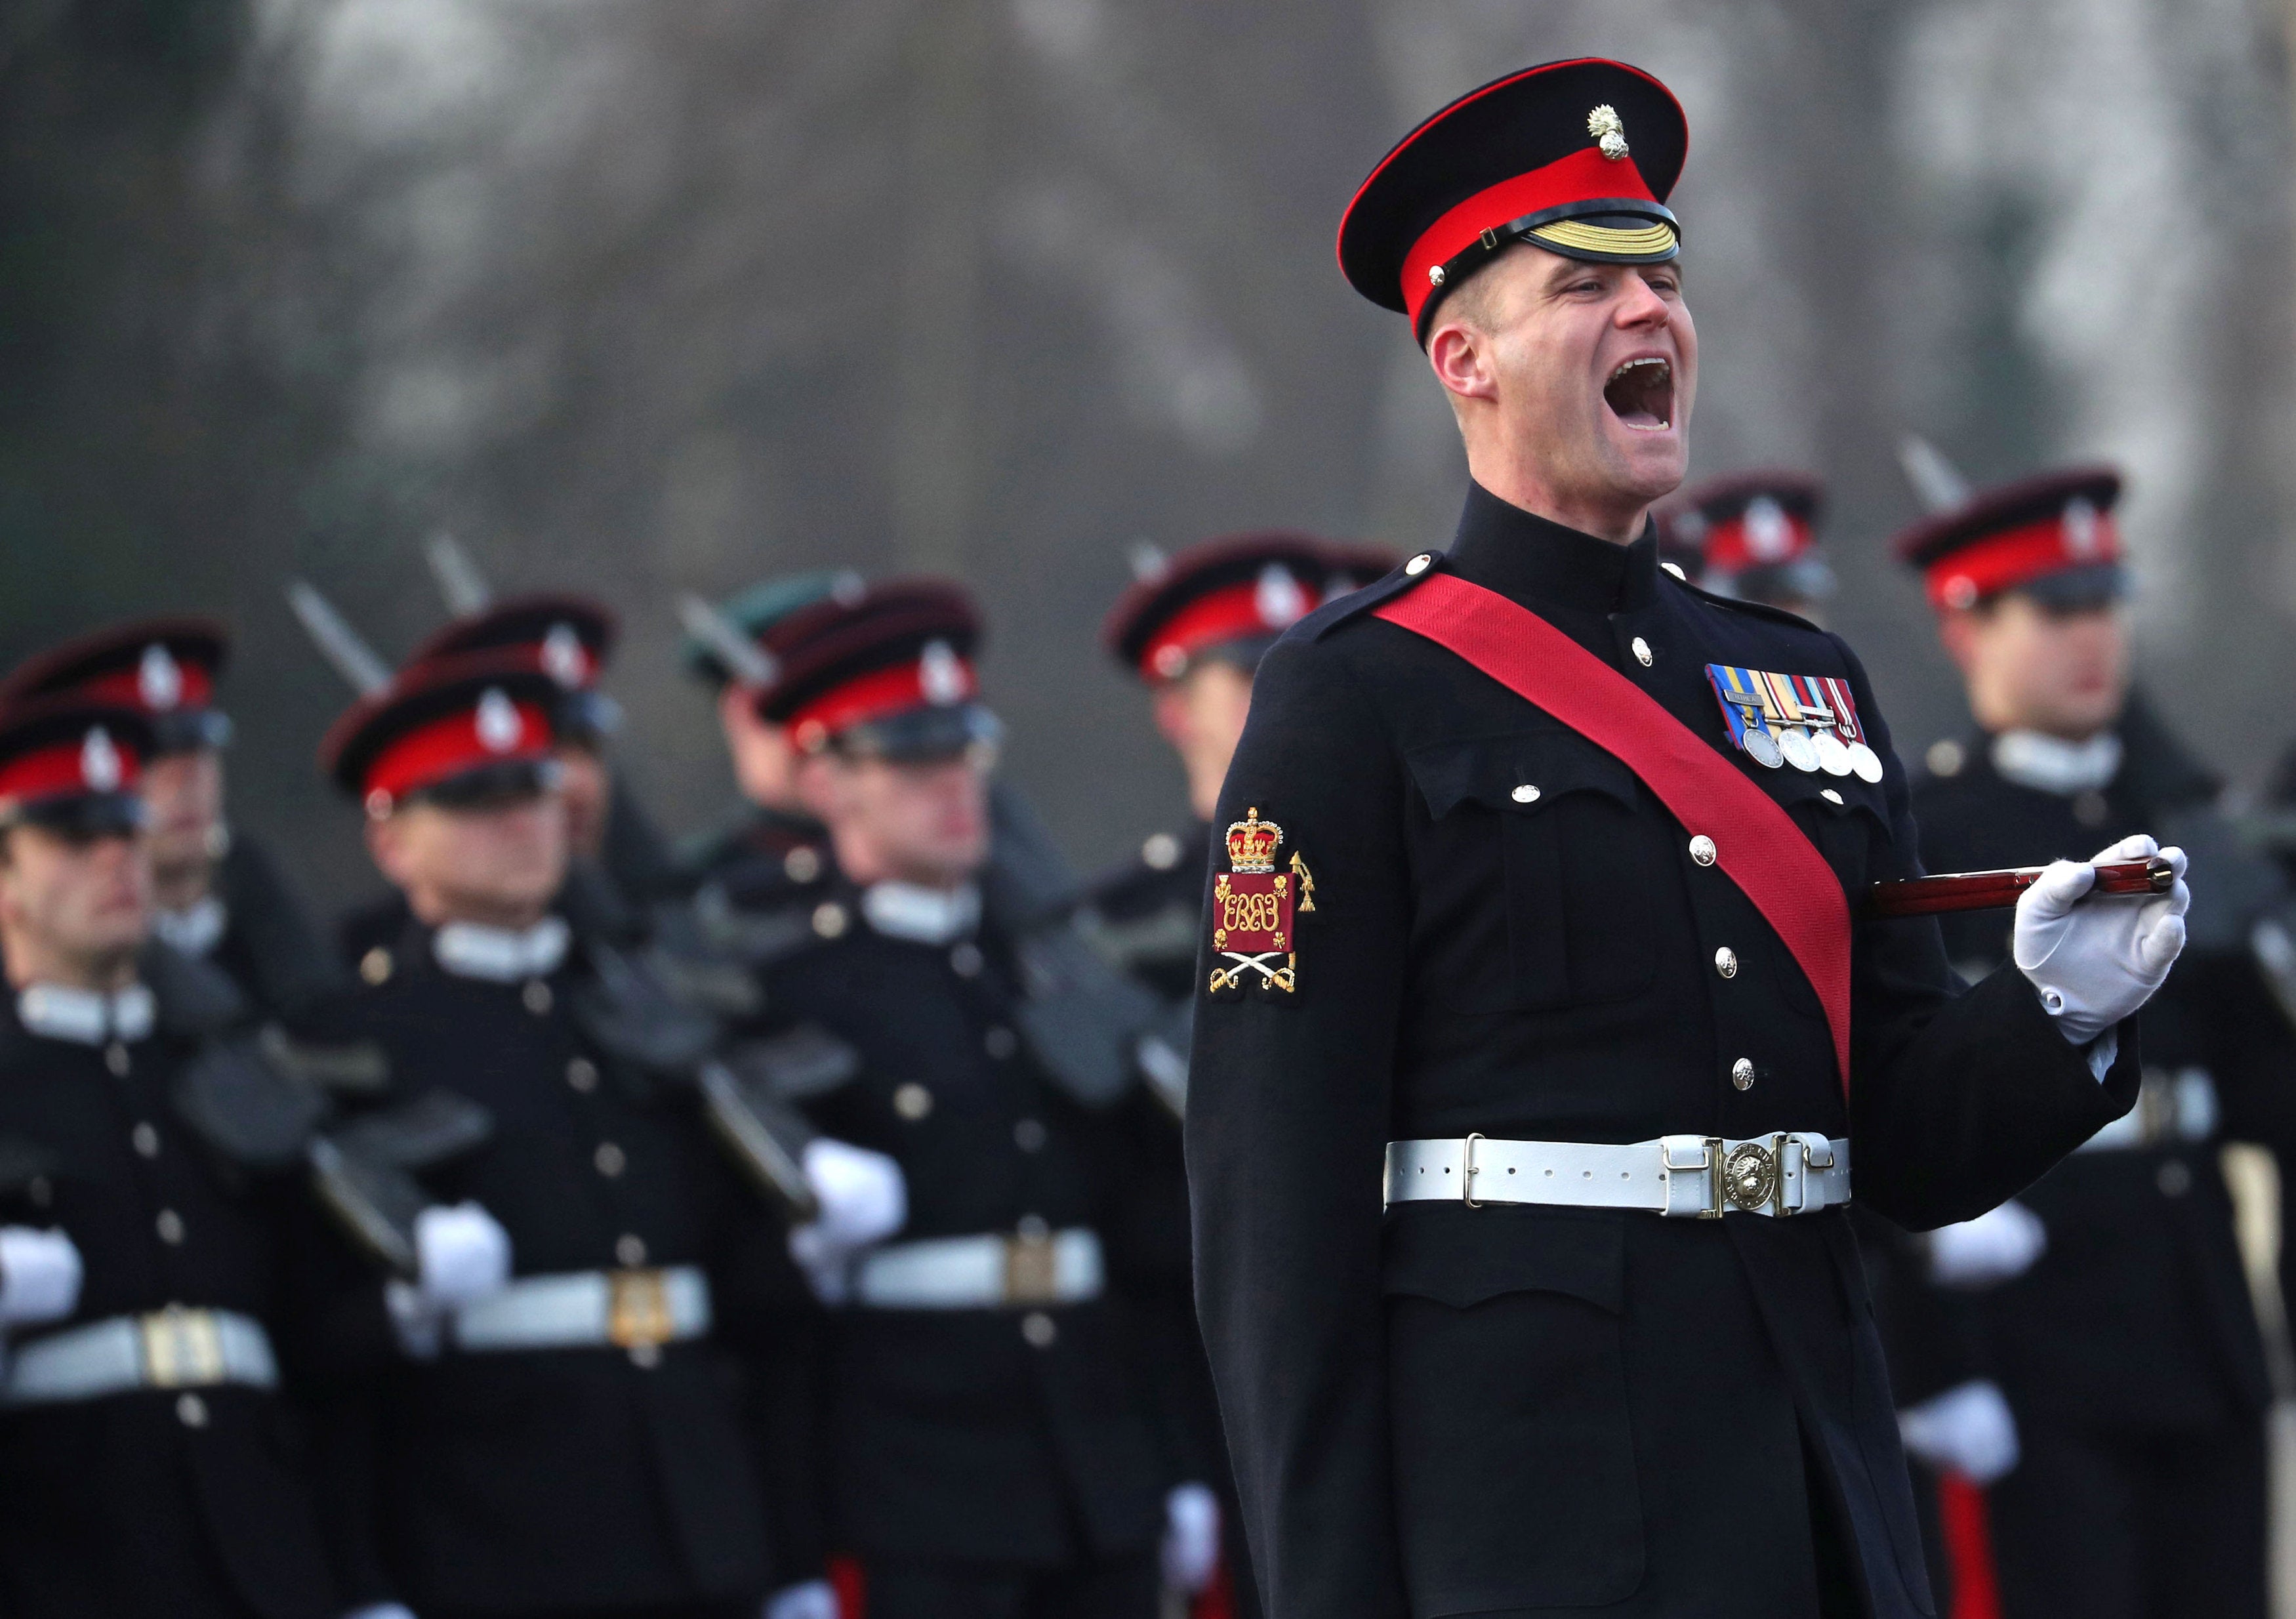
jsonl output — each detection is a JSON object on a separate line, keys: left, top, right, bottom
{"left": 2063, "top": 497, "right": 2101, "bottom": 559}
{"left": 475, "top": 687, "right": 523, "bottom": 754}
{"left": 1426, "top": 264, "right": 1446, "bottom": 287}
{"left": 919, "top": 640, "right": 967, "bottom": 707}
{"left": 1744, "top": 497, "right": 1793, "bottom": 562}
{"left": 540, "top": 623, "right": 590, "bottom": 689}
{"left": 1254, "top": 563, "right": 1308, "bottom": 630}
{"left": 1588, "top": 104, "right": 1630, "bottom": 161}
{"left": 80, "top": 728, "right": 122, "bottom": 792}
{"left": 137, "top": 644, "right": 183, "bottom": 711}
{"left": 830, "top": 570, "right": 867, "bottom": 607}
{"left": 1208, "top": 806, "right": 1315, "bottom": 1000}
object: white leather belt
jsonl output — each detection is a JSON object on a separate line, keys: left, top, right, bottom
{"left": 2079, "top": 1067, "right": 2217, "bottom": 1153}
{"left": 3, "top": 1307, "right": 279, "bottom": 1406}
{"left": 1385, "top": 1134, "right": 1852, "bottom": 1219}
{"left": 854, "top": 1227, "right": 1103, "bottom": 1309}
{"left": 452, "top": 1267, "right": 711, "bottom": 1353}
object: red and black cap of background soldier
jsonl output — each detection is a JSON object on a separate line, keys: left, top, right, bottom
{"left": 321, "top": 650, "right": 562, "bottom": 820}
{"left": 753, "top": 580, "right": 999, "bottom": 764}
{"left": 404, "top": 595, "right": 622, "bottom": 747}
{"left": 0, "top": 696, "right": 154, "bottom": 838}
{"left": 0, "top": 617, "right": 232, "bottom": 756}
{"left": 1895, "top": 466, "right": 2125, "bottom": 613}
{"left": 1662, "top": 470, "right": 1834, "bottom": 607}
{"left": 1338, "top": 58, "right": 1688, "bottom": 344}
{"left": 1103, "top": 533, "right": 1347, "bottom": 686}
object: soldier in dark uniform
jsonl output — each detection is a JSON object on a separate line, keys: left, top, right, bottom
{"left": 1189, "top": 60, "right": 2190, "bottom": 1619}
{"left": 1890, "top": 467, "right": 2295, "bottom": 1619}
{"left": 0, "top": 695, "right": 348, "bottom": 1619}
{"left": 306, "top": 647, "right": 843, "bottom": 1619}
{"left": 1658, "top": 469, "right": 1835, "bottom": 624}
{"left": 678, "top": 572, "right": 863, "bottom": 895}
{"left": 338, "top": 594, "right": 677, "bottom": 970}
{"left": 0, "top": 619, "right": 343, "bottom": 1027}
{"left": 742, "top": 579, "right": 1202, "bottom": 1619}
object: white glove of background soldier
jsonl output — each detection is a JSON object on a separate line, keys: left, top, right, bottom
{"left": 788, "top": 1138, "right": 907, "bottom": 1298}
{"left": 340, "top": 1605, "right": 419, "bottom": 1619}
{"left": 1898, "top": 1380, "right": 2020, "bottom": 1485}
{"left": 2014, "top": 835, "right": 2188, "bottom": 1047}
{"left": 0, "top": 1226, "right": 81, "bottom": 1326}
{"left": 762, "top": 1578, "right": 838, "bottom": 1619}
{"left": 1927, "top": 1200, "right": 2047, "bottom": 1289}
{"left": 384, "top": 1201, "right": 513, "bottom": 1356}
{"left": 1161, "top": 1481, "right": 1221, "bottom": 1595}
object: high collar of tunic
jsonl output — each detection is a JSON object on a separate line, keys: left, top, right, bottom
{"left": 1990, "top": 728, "right": 2123, "bottom": 797}
{"left": 861, "top": 880, "right": 981, "bottom": 946}
{"left": 432, "top": 914, "right": 572, "bottom": 983}
{"left": 1444, "top": 480, "right": 1662, "bottom": 617}
{"left": 152, "top": 893, "right": 227, "bottom": 958}
{"left": 15, "top": 981, "right": 156, "bottom": 1046}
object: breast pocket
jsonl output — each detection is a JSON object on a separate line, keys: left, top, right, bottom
{"left": 1408, "top": 729, "right": 1655, "bottom": 1013}
{"left": 1775, "top": 772, "right": 1894, "bottom": 894}
{"left": 1383, "top": 1208, "right": 1643, "bottom": 1614}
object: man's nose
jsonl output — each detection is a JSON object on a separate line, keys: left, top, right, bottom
{"left": 1613, "top": 277, "right": 1670, "bottom": 328}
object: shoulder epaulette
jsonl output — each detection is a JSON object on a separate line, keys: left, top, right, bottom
{"left": 1666, "top": 571, "right": 1828, "bottom": 634}
{"left": 1307, "top": 554, "right": 1443, "bottom": 642}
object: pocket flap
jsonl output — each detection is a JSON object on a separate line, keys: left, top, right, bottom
{"left": 1406, "top": 728, "right": 1639, "bottom": 821}
{"left": 1763, "top": 766, "right": 1889, "bottom": 827}
{"left": 1382, "top": 1205, "right": 1626, "bottom": 1313}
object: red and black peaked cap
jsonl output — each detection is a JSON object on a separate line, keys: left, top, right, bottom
{"left": 1102, "top": 532, "right": 1338, "bottom": 684}
{"left": 1666, "top": 469, "right": 1834, "bottom": 601}
{"left": 1339, "top": 58, "right": 1688, "bottom": 343}
{"left": 1893, "top": 466, "right": 2125, "bottom": 613}
{"left": 0, "top": 616, "right": 232, "bottom": 754}
{"left": 756, "top": 580, "right": 996, "bottom": 762}
{"left": 0, "top": 696, "right": 154, "bottom": 836}
{"left": 403, "top": 594, "right": 621, "bottom": 743}
{"left": 321, "top": 649, "right": 562, "bottom": 819}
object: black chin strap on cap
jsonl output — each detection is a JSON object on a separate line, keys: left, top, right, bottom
{"left": 1417, "top": 198, "right": 1681, "bottom": 344}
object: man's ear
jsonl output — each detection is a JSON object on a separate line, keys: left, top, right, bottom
{"left": 1151, "top": 681, "right": 1193, "bottom": 751}
{"left": 1936, "top": 605, "right": 1998, "bottom": 680}
{"left": 1427, "top": 316, "right": 1497, "bottom": 409}
{"left": 792, "top": 752, "right": 843, "bottom": 822}
{"left": 365, "top": 814, "right": 411, "bottom": 890}
{"left": 718, "top": 683, "right": 764, "bottom": 744}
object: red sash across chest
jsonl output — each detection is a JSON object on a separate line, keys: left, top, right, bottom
{"left": 1374, "top": 572, "right": 1854, "bottom": 1093}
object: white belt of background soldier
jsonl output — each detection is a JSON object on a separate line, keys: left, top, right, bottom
{"left": 853, "top": 1220, "right": 1105, "bottom": 1309}
{"left": 3, "top": 1304, "right": 279, "bottom": 1407}
{"left": 448, "top": 1267, "right": 713, "bottom": 1363}
{"left": 1385, "top": 1133, "right": 1852, "bottom": 1218}
{"left": 2077, "top": 1066, "right": 2217, "bottom": 1154}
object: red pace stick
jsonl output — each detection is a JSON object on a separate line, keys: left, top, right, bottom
{"left": 1864, "top": 857, "right": 2175, "bottom": 921}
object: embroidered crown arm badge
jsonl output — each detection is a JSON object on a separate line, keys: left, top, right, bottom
{"left": 1207, "top": 808, "right": 1312, "bottom": 999}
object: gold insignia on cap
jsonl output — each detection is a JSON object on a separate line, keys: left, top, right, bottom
{"left": 1588, "top": 104, "right": 1629, "bottom": 161}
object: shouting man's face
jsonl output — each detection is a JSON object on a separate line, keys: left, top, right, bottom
{"left": 1427, "top": 248, "right": 1696, "bottom": 542}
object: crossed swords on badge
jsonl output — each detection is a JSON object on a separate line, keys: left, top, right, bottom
{"left": 1205, "top": 853, "right": 1315, "bottom": 995}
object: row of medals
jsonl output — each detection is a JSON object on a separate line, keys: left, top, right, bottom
{"left": 1741, "top": 718, "right": 1885, "bottom": 783}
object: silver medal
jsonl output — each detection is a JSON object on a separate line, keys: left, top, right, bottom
{"left": 1847, "top": 742, "right": 1884, "bottom": 783}
{"left": 1778, "top": 727, "right": 1820, "bottom": 773}
{"left": 1743, "top": 726, "right": 1784, "bottom": 769}
{"left": 1813, "top": 730, "right": 1854, "bottom": 777}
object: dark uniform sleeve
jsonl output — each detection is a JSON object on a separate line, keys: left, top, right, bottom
{"left": 1186, "top": 634, "right": 1413, "bottom": 1618}
{"left": 1830, "top": 636, "right": 2141, "bottom": 1230}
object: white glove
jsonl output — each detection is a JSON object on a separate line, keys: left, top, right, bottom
{"left": 2014, "top": 835, "right": 2189, "bottom": 1046}
{"left": 763, "top": 1579, "right": 838, "bottom": 1619}
{"left": 1927, "top": 1200, "right": 2047, "bottom": 1289}
{"left": 341, "top": 1605, "right": 419, "bottom": 1619}
{"left": 0, "top": 1226, "right": 82, "bottom": 1327}
{"left": 384, "top": 1202, "right": 512, "bottom": 1359}
{"left": 1898, "top": 1379, "right": 2020, "bottom": 1485}
{"left": 788, "top": 1139, "right": 907, "bottom": 1301}
{"left": 413, "top": 1202, "right": 512, "bottom": 1311}
{"left": 1160, "top": 1481, "right": 1222, "bottom": 1595}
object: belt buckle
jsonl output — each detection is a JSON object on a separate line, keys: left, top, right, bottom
{"left": 607, "top": 1270, "right": 674, "bottom": 1350}
{"left": 140, "top": 1305, "right": 225, "bottom": 1389}
{"left": 1462, "top": 1132, "right": 1486, "bottom": 1209}
{"left": 1004, "top": 1232, "right": 1059, "bottom": 1305}
{"left": 1721, "top": 1139, "right": 1782, "bottom": 1214}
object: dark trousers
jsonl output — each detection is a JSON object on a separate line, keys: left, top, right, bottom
{"left": 863, "top": 1550, "right": 1159, "bottom": 1619}
{"left": 1989, "top": 1418, "right": 2266, "bottom": 1619}
{"left": 432, "top": 1605, "right": 748, "bottom": 1619}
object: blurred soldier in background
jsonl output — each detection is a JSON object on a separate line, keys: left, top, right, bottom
{"left": 303, "top": 647, "right": 842, "bottom": 1619}
{"left": 1656, "top": 470, "right": 1834, "bottom": 623}
{"left": 0, "top": 694, "right": 348, "bottom": 1619}
{"left": 739, "top": 579, "right": 1204, "bottom": 1619}
{"left": 1891, "top": 466, "right": 2296, "bottom": 1619}
{"left": 0, "top": 619, "right": 342, "bottom": 1027}
{"left": 678, "top": 571, "right": 863, "bottom": 895}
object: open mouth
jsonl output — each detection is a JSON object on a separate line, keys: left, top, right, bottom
{"left": 1603, "top": 357, "right": 1673, "bottom": 432}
